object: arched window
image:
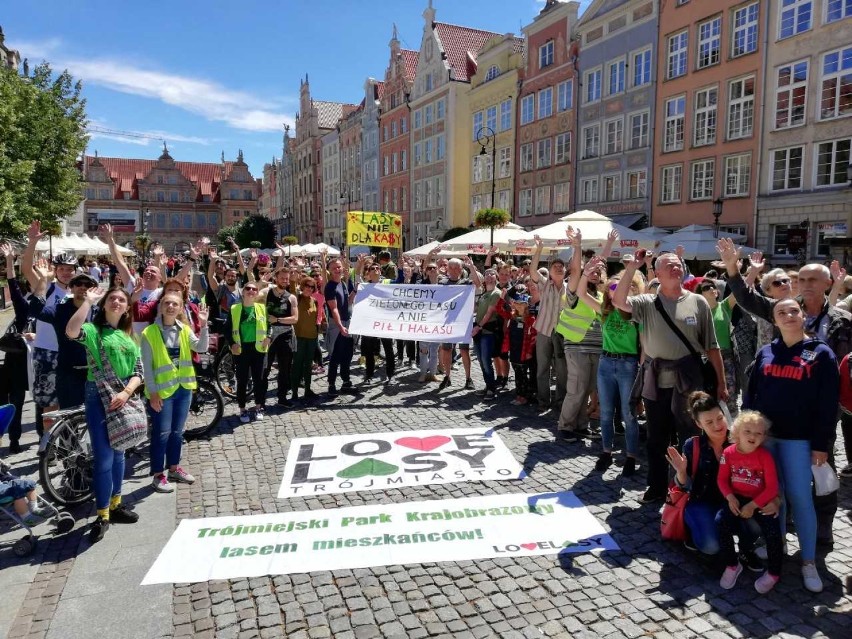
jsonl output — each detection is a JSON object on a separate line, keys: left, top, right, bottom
{"left": 485, "top": 65, "right": 500, "bottom": 82}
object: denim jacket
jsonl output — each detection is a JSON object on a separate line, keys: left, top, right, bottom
{"left": 675, "top": 433, "right": 724, "bottom": 507}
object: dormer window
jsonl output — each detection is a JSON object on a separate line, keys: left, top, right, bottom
{"left": 485, "top": 65, "right": 500, "bottom": 82}
{"left": 539, "top": 41, "right": 554, "bottom": 69}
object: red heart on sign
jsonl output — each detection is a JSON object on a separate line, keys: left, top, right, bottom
{"left": 520, "top": 543, "right": 537, "bottom": 551}
{"left": 394, "top": 436, "right": 451, "bottom": 451}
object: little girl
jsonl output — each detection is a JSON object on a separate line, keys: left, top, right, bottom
{"left": 717, "top": 411, "right": 783, "bottom": 593}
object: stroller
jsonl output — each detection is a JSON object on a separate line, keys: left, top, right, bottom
{"left": 1, "top": 404, "right": 75, "bottom": 557}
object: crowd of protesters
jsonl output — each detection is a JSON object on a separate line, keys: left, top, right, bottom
{"left": 1, "top": 219, "right": 850, "bottom": 595}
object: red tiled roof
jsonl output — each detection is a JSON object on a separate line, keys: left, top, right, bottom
{"left": 434, "top": 22, "right": 502, "bottom": 82}
{"left": 402, "top": 49, "right": 419, "bottom": 81}
{"left": 511, "top": 37, "right": 525, "bottom": 54}
{"left": 374, "top": 80, "right": 385, "bottom": 99}
{"left": 314, "top": 100, "right": 358, "bottom": 129}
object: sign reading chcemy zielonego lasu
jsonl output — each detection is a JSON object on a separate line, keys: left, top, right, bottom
{"left": 141, "top": 491, "right": 619, "bottom": 585}
{"left": 277, "top": 428, "right": 526, "bottom": 498}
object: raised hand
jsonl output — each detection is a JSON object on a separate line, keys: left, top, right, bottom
{"left": 27, "top": 220, "right": 47, "bottom": 243}
{"left": 665, "top": 446, "right": 687, "bottom": 475}
{"left": 197, "top": 302, "right": 209, "bottom": 326}
{"left": 487, "top": 245, "right": 499, "bottom": 256}
{"left": 583, "top": 255, "right": 605, "bottom": 278}
{"left": 0, "top": 242, "right": 11, "bottom": 259}
{"left": 533, "top": 234, "right": 543, "bottom": 250}
{"left": 86, "top": 287, "right": 106, "bottom": 305}
{"left": 748, "top": 250, "right": 764, "bottom": 271}
{"left": 675, "top": 244, "right": 685, "bottom": 259}
{"left": 99, "top": 223, "right": 114, "bottom": 243}
{"left": 249, "top": 248, "right": 258, "bottom": 260}
{"left": 208, "top": 248, "right": 219, "bottom": 261}
{"left": 716, "top": 238, "right": 739, "bottom": 270}
{"left": 830, "top": 259, "right": 845, "bottom": 282}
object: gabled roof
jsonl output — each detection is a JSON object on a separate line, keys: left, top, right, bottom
{"left": 577, "top": 0, "right": 632, "bottom": 27}
{"left": 374, "top": 80, "right": 385, "bottom": 99}
{"left": 511, "top": 37, "right": 525, "bottom": 54}
{"left": 314, "top": 100, "right": 357, "bottom": 130}
{"left": 434, "top": 23, "right": 501, "bottom": 82}
{"left": 402, "top": 49, "right": 419, "bottom": 81}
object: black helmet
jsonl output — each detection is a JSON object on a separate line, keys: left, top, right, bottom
{"left": 51, "top": 252, "right": 77, "bottom": 266}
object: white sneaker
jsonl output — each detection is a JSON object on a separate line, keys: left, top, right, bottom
{"left": 802, "top": 563, "right": 823, "bottom": 593}
{"left": 239, "top": 410, "right": 251, "bottom": 424}
{"left": 253, "top": 408, "right": 265, "bottom": 422}
{"left": 152, "top": 473, "right": 174, "bottom": 493}
{"left": 168, "top": 466, "right": 195, "bottom": 484}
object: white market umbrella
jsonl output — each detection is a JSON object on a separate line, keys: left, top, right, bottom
{"left": 531, "top": 210, "right": 656, "bottom": 256}
{"left": 439, "top": 222, "right": 532, "bottom": 255}
{"left": 636, "top": 226, "right": 673, "bottom": 240}
{"left": 657, "top": 236, "right": 759, "bottom": 261}
{"left": 302, "top": 243, "right": 340, "bottom": 257}
{"left": 403, "top": 240, "right": 466, "bottom": 258}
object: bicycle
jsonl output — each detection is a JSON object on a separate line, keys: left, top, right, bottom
{"left": 38, "top": 372, "right": 224, "bottom": 507}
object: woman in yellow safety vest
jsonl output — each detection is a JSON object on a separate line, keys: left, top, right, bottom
{"left": 225, "top": 283, "right": 271, "bottom": 423}
{"left": 140, "top": 292, "right": 209, "bottom": 493}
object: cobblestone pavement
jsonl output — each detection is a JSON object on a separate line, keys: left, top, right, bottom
{"left": 2, "top": 327, "right": 851, "bottom": 638}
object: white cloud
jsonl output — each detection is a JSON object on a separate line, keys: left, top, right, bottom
{"left": 12, "top": 39, "right": 294, "bottom": 134}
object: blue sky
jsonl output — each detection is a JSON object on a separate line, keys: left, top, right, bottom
{"left": 6, "top": 0, "right": 591, "bottom": 177}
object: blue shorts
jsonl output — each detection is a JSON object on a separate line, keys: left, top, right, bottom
{"left": 0, "top": 477, "right": 37, "bottom": 501}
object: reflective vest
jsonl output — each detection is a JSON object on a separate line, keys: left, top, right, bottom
{"left": 231, "top": 303, "right": 269, "bottom": 353}
{"left": 141, "top": 323, "right": 197, "bottom": 399}
{"left": 555, "top": 292, "right": 602, "bottom": 343}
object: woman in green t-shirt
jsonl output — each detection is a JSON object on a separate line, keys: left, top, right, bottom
{"left": 578, "top": 257, "right": 644, "bottom": 477}
{"left": 697, "top": 279, "right": 739, "bottom": 418}
{"left": 66, "top": 286, "right": 144, "bottom": 543}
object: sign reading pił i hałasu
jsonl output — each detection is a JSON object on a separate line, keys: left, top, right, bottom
{"left": 349, "top": 284, "right": 474, "bottom": 343}
{"left": 141, "top": 491, "right": 619, "bottom": 585}
{"left": 277, "top": 428, "right": 523, "bottom": 498}
{"left": 347, "top": 211, "right": 402, "bottom": 248}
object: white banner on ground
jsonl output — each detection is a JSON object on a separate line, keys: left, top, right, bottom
{"left": 141, "top": 491, "right": 619, "bottom": 585}
{"left": 349, "top": 283, "right": 474, "bottom": 343}
{"left": 277, "top": 428, "right": 525, "bottom": 498}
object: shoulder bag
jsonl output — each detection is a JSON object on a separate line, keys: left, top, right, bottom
{"left": 654, "top": 296, "right": 718, "bottom": 396}
{"left": 86, "top": 330, "right": 147, "bottom": 452}
{"left": 660, "top": 437, "right": 700, "bottom": 541}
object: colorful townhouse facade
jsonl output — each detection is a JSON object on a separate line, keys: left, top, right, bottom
{"left": 361, "top": 78, "right": 384, "bottom": 215}
{"left": 575, "top": 0, "right": 658, "bottom": 229}
{"left": 515, "top": 0, "right": 581, "bottom": 227}
{"left": 321, "top": 129, "right": 341, "bottom": 247}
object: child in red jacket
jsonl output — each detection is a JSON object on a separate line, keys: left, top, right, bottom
{"left": 717, "top": 411, "right": 783, "bottom": 594}
{"left": 839, "top": 353, "right": 852, "bottom": 477}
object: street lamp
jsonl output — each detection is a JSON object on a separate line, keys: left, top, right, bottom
{"left": 712, "top": 198, "right": 724, "bottom": 238}
{"left": 476, "top": 126, "right": 497, "bottom": 210}
{"left": 339, "top": 184, "right": 351, "bottom": 252}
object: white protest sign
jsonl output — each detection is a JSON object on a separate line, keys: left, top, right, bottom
{"left": 277, "top": 428, "right": 525, "bottom": 498}
{"left": 142, "top": 491, "right": 619, "bottom": 585}
{"left": 349, "top": 283, "right": 474, "bottom": 343}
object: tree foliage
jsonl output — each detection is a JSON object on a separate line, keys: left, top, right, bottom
{"left": 0, "top": 63, "right": 88, "bottom": 237}
{"left": 216, "top": 214, "right": 275, "bottom": 249}
{"left": 474, "top": 208, "right": 510, "bottom": 229}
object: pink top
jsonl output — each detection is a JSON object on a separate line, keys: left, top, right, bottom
{"left": 312, "top": 291, "right": 325, "bottom": 325}
{"left": 717, "top": 444, "right": 779, "bottom": 508}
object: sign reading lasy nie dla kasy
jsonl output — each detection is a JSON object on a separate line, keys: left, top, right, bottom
{"left": 277, "top": 428, "right": 524, "bottom": 498}
{"left": 349, "top": 284, "right": 474, "bottom": 343}
{"left": 141, "top": 491, "right": 618, "bottom": 585}
{"left": 347, "top": 211, "right": 402, "bottom": 249}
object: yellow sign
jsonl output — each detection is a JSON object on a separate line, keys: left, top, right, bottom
{"left": 346, "top": 212, "right": 402, "bottom": 249}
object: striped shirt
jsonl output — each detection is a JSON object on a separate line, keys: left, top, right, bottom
{"left": 533, "top": 279, "right": 567, "bottom": 337}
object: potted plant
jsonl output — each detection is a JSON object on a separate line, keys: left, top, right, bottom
{"left": 281, "top": 235, "right": 299, "bottom": 257}
{"left": 473, "top": 208, "right": 510, "bottom": 249}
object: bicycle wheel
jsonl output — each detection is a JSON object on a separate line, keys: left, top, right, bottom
{"left": 39, "top": 412, "right": 94, "bottom": 506}
{"left": 215, "top": 349, "right": 251, "bottom": 400}
{"left": 183, "top": 379, "right": 225, "bottom": 440}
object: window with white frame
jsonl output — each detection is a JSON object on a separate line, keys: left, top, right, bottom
{"left": 472, "top": 111, "right": 483, "bottom": 141}
{"left": 486, "top": 105, "right": 497, "bottom": 132}
{"left": 555, "top": 132, "right": 571, "bottom": 164}
{"left": 605, "top": 118, "right": 624, "bottom": 155}
{"left": 819, "top": 46, "right": 852, "bottom": 120}
{"left": 724, "top": 153, "right": 751, "bottom": 196}
{"left": 779, "top": 0, "right": 812, "bottom": 39}
{"left": 436, "top": 135, "right": 445, "bottom": 159}
{"left": 770, "top": 146, "right": 804, "bottom": 190}
{"left": 664, "top": 96, "right": 686, "bottom": 152}
{"left": 424, "top": 180, "right": 432, "bottom": 207}
{"left": 554, "top": 182, "right": 570, "bottom": 211}
{"left": 414, "top": 110, "right": 422, "bottom": 129}
{"left": 608, "top": 59, "right": 626, "bottom": 95}
{"left": 392, "top": 153, "right": 398, "bottom": 173}
{"left": 497, "top": 189, "right": 510, "bottom": 212}
{"left": 661, "top": 165, "right": 682, "bottom": 203}
{"left": 537, "top": 139, "right": 552, "bottom": 168}
{"left": 500, "top": 99, "right": 512, "bottom": 130}
{"left": 728, "top": 76, "right": 755, "bottom": 139}
{"left": 816, "top": 138, "right": 851, "bottom": 186}
{"left": 518, "top": 189, "right": 533, "bottom": 216}
{"left": 694, "top": 87, "right": 718, "bottom": 146}
{"left": 401, "top": 118, "right": 408, "bottom": 133}
{"left": 383, "top": 156, "right": 389, "bottom": 176}
{"left": 826, "top": 0, "right": 852, "bottom": 22}
{"left": 540, "top": 41, "right": 554, "bottom": 68}
{"left": 580, "top": 178, "right": 599, "bottom": 204}
{"left": 499, "top": 147, "right": 511, "bottom": 178}
{"left": 732, "top": 3, "right": 759, "bottom": 57}
{"left": 667, "top": 31, "right": 688, "bottom": 79}
{"left": 401, "top": 149, "right": 407, "bottom": 170}
{"left": 520, "top": 95, "right": 535, "bottom": 125}
{"left": 425, "top": 104, "right": 433, "bottom": 124}
{"left": 629, "top": 111, "right": 650, "bottom": 148}
{"left": 520, "top": 143, "right": 534, "bottom": 171}
{"left": 424, "top": 139, "right": 432, "bottom": 163}
{"left": 697, "top": 17, "right": 721, "bottom": 69}
{"left": 775, "top": 61, "right": 808, "bottom": 128}
{"left": 538, "top": 87, "right": 553, "bottom": 119}
{"left": 485, "top": 65, "right": 500, "bottom": 82}
{"left": 772, "top": 223, "right": 799, "bottom": 255}
{"left": 472, "top": 156, "right": 483, "bottom": 183}
{"left": 585, "top": 68, "right": 602, "bottom": 103}
{"left": 483, "top": 154, "right": 493, "bottom": 181}
{"left": 633, "top": 49, "right": 652, "bottom": 87}
{"left": 626, "top": 169, "right": 647, "bottom": 199}
{"left": 582, "top": 124, "right": 601, "bottom": 158}
{"left": 471, "top": 194, "right": 482, "bottom": 216}
{"left": 391, "top": 121, "right": 397, "bottom": 138}
{"left": 602, "top": 174, "right": 621, "bottom": 202}
{"left": 437, "top": 99, "right": 445, "bottom": 120}
{"left": 557, "top": 80, "right": 573, "bottom": 111}
{"left": 534, "top": 186, "right": 552, "bottom": 215}
{"left": 690, "top": 159, "right": 715, "bottom": 200}
{"left": 435, "top": 177, "right": 443, "bottom": 206}
{"left": 414, "top": 182, "right": 422, "bottom": 210}
{"left": 719, "top": 224, "right": 747, "bottom": 237}
{"left": 400, "top": 186, "right": 407, "bottom": 210}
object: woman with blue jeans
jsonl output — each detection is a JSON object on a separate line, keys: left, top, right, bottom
{"left": 141, "top": 291, "right": 209, "bottom": 493}
{"left": 578, "top": 259, "right": 643, "bottom": 477}
{"left": 743, "top": 297, "right": 839, "bottom": 593}
{"left": 66, "top": 286, "right": 143, "bottom": 543}
{"left": 472, "top": 269, "right": 502, "bottom": 401}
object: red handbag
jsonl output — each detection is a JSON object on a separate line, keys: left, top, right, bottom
{"left": 660, "top": 437, "right": 700, "bottom": 541}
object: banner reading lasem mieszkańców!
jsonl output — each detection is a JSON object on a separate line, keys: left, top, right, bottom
{"left": 141, "top": 491, "right": 619, "bottom": 585}
{"left": 349, "top": 284, "right": 474, "bottom": 343}
{"left": 277, "top": 428, "right": 524, "bottom": 498}
{"left": 347, "top": 211, "right": 402, "bottom": 248}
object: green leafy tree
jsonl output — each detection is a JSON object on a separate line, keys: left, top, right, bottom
{"left": 234, "top": 214, "right": 275, "bottom": 249}
{"left": 216, "top": 224, "right": 239, "bottom": 247}
{"left": 0, "top": 63, "right": 88, "bottom": 236}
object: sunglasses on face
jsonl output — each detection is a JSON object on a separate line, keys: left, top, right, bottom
{"left": 244, "top": 287, "right": 258, "bottom": 292}
{"left": 699, "top": 286, "right": 718, "bottom": 293}
{"left": 426, "top": 266, "right": 437, "bottom": 271}
{"left": 303, "top": 284, "right": 315, "bottom": 290}
{"left": 771, "top": 278, "right": 791, "bottom": 287}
